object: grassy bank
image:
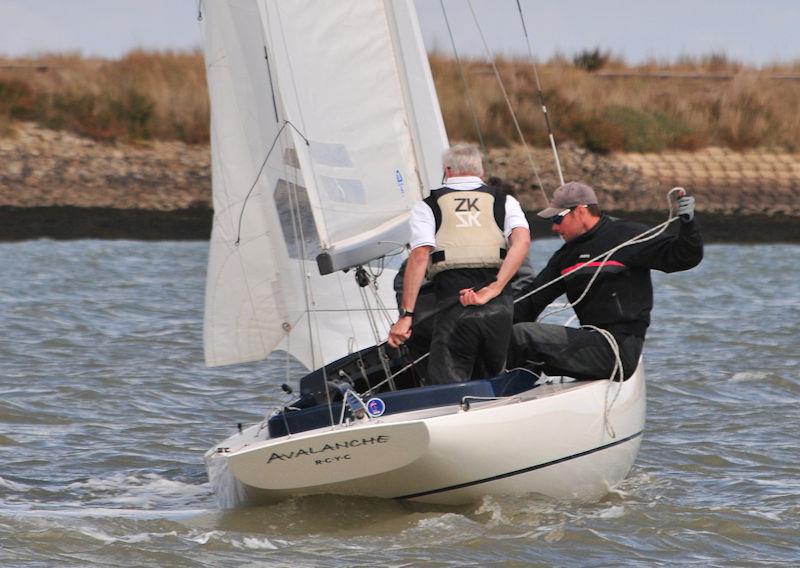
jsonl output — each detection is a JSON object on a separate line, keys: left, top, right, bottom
{"left": 0, "top": 51, "right": 208, "bottom": 143}
{"left": 1, "top": 50, "right": 799, "bottom": 152}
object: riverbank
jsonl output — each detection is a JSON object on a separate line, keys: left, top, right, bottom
{"left": 1, "top": 122, "right": 798, "bottom": 242}
{"left": 3, "top": 206, "right": 796, "bottom": 244}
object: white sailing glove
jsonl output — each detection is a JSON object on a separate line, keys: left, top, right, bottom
{"left": 677, "top": 195, "right": 695, "bottom": 223}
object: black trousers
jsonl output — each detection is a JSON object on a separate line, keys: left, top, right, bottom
{"left": 507, "top": 322, "right": 644, "bottom": 380}
{"left": 426, "top": 294, "right": 513, "bottom": 384}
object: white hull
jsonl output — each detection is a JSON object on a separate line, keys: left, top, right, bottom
{"left": 205, "top": 365, "right": 646, "bottom": 507}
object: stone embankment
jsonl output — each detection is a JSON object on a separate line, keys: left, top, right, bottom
{"left": 488, "top": 142, "right": 800, "bottom": 218}
{"left": 1, "top": 122, "right": 798, "bottom": 241}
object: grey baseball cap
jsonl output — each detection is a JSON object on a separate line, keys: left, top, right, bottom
{"left": 537, "top": 182, "right": 600, "bottom": 218}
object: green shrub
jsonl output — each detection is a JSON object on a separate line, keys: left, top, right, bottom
{"left": 0, "top": 79, "right": 37, "bottom": 119}
{"left": 36, "top": 89, "right": 154, "bottom": 141}
{"left": 110, "top": 90, "right": 154, "bottom": 140}
{"left": 568, "top": 114, "right": 626, "bottom": 153}
{"left": 601, "top": 105, "right": 694, "bottom": 152}
{"left": 573, "top": 49, "right": 611, "bottom": 72}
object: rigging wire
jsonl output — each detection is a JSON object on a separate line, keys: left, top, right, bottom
{"left": 514, "top": 0, "right": 565, "bottom": 186}
{"left": 367, "top": 274, "right": 396, "bottom": 329}
{"left": 465, "top": 0, "right": 549, "bottom": 206}
{"left": 362, "top": 351, "right": 430, "bottom": 399}
{"left": 439, "top": 0, "right": 491, "bottom": 173}
{"left": 234, "top": 120, "right": 309, "bottom": 246}
{"left": 356, "top": 280, "right": 397, "bottom": 390}
{"left": 263, "top": 45, "right": 279, "bottom": 123}
{"left": 357, "top": 284, "right": 382, "bottom": 347}
{"left": 335, "top": 272, "right": 361, "bottom": 359}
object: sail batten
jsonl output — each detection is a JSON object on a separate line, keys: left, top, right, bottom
{"left": 201, "top": 0, "right": 448, "bottom": 368}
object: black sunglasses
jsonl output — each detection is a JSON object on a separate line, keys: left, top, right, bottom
{"left": 550, "top": 208, "right": 573, "bottom": 225}
{"left": 550, "top": 205, "right": 587, "bottom": 225}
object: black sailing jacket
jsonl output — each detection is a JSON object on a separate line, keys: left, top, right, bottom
{"left": 514, "top": 215, "right": 703, "bottom": 338}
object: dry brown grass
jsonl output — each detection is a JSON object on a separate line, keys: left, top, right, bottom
{"left": 2, "top": 50, "right": 799, "bottom": 152}
{"left": 430, "top": 53, "right": 800, "bottom": 153}
{"left": 0, "top": 50, "right": 207, "bottom": 143}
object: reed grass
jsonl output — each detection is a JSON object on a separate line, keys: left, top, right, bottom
{"left": 0, "top": 50, "right": 207, "bottom": 143}
{"left": 1, "top": 50, "right": 798, "bottom": 152}
{"left": 429, "top": 53, "right": 800, "bottom": 153}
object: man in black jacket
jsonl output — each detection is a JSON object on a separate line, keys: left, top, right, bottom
{"left": 510, "top": 181, "right": 703, "bottom": 380}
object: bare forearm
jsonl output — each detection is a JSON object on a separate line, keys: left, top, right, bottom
{"left": 400, "top": 246, "right": 431, "bottom": 311}
{"left": 460, "top": 227, "right": 531, "bottom": 307}
{"left": 490, "top": 227, "right": 531, "bottom": 293}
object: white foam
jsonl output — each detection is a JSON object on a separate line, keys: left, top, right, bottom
{"left": 541, "top": 523, "right": 566, "bottom": 543}
{"left": 80, "top": 528, "right": 178, "bottom": 544}
{"left": 206, "top": 457, "right": 248, "bottom": 509}
{"left": 188, "top": 530, "right": 224, "bottom": 544}
{"left": 9, "top": 506, "right": 209, "bottom": 520}
{"left": 65, "top": 472, "right": 211, "bottom": 510}
{"left": 235, "top": 537, "right": 279, "bottom": 550}
{"left": 402, "top": 512, "right": 485, "bottom": 545}
{"left": 731, "top": 371, "right": 769, "bottom": 382}
{"left": 474, "top": 495, "right": 511, "bottom": 527}
{"left": 80, "top": 528, "right": 118, "bottom": 544}
{"left": 185, "top": 530, "right": 280, "bottom": 550}
{"left": 0, "top": 476, "right": 30, "bottom": 491}
{"left": 414, "top": 513, "right": 470, "bottom": 531}
{"left": 68, "top": 472, "right": 205, "bottom": 496}
{"left": 596, "top": 505, "right": 625, "bottom": 519}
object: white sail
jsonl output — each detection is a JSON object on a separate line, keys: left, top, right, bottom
{"left": 201, "top": 0, "right": 448, "bottom": 369}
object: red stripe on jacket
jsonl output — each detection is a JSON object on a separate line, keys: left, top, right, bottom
{"left": 560, "top": 260, "right": 626, "bottom": 276}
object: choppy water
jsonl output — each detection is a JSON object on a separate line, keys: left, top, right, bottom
{"left": 1, "top": 239, "right": 798, "bottom": 567}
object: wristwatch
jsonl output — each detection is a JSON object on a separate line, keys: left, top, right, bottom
{"left": 398, "top": 307, "right": 415, "bottom": 319}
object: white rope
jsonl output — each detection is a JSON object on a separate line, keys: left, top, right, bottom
{"left": 524, "top": 188, "right": 686, "bottom": 435}
{"left": 580, "top": 325, "right": 625, "bottom": 438}
{"left": 370, "top": 188, "right": 684, "bottom": 401}
{"left": 515, "top": 187, "right": 685, "bottom": 311}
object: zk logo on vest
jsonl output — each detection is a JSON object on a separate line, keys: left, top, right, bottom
{"left": 454, "top": 197, "right": 482, "bottom": 227}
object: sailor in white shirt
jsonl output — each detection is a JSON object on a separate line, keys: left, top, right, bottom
{"left": 388, "top": 143, "right": 531, "bottom": 384}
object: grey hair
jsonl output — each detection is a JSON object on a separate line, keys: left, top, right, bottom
{"left": 442, "top": 143, "right": 483, "bottom": 177}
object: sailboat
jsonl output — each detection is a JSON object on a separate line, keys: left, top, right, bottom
{"left": 200, "top": 0, "right": 645, "bottom": 507}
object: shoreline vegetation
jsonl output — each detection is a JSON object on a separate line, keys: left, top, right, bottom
{"left": 1, "top": 50, "right": 799, "bottom": 242}
{"left": 3, "top": 50, "right": 800, "bottom": 152}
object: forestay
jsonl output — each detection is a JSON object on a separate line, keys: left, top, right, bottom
{"left": 200, "top": 0, "right": 447, "bottom": 369}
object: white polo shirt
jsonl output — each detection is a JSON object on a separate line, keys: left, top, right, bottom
{"left": 409, "top": 176, "right": 529, "bottom": 250}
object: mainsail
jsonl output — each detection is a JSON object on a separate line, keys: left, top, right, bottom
{"left": 200, "top": 0, "right": 447, "bottom": 369}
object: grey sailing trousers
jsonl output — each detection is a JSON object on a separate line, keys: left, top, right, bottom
{"left": 426, "top": 294, "right": 513, "bottom": 384}
{"left": 507, "top": 322, "right": 644, "bottom": 380}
